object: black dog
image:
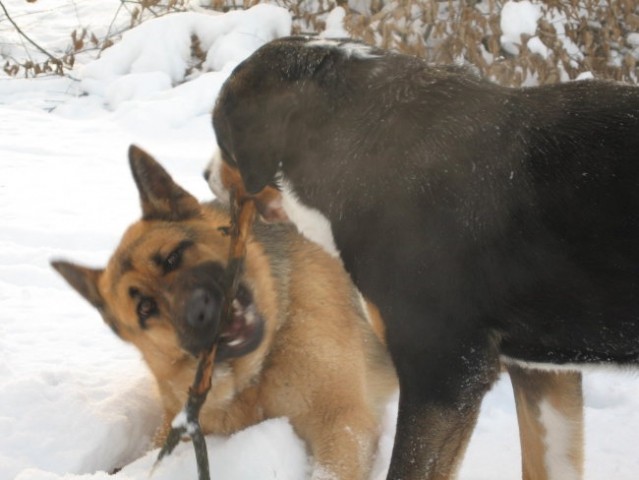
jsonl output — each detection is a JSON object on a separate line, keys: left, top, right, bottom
{"left": 211, "top": 36, "right": 639, "bottom": 479}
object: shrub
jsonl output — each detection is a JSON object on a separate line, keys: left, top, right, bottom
{"left": 2, "top": 0, "right": 638, "bottom": 85}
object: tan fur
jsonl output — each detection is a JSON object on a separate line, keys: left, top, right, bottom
{"left": 52, "top": 148, "right": 397, "bottom": 480}
{"left": 508, "top": 366, "right": 584, "bottom": 480}
{"left": 145, "top": 206, "right": 398, "bottom": 480}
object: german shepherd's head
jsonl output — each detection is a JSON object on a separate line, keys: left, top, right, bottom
{"left": 52, "top": 146, "right": 268, "bottom": 366}
{"left": 52, "top": 147, "right": 398, "bottom": 472}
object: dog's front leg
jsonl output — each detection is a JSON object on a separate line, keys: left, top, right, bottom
{"left": 296, "top": 405, "right": 380, "bottom": 480}
{"left": 386, "top": 331, "right": 500, "bottom": 480}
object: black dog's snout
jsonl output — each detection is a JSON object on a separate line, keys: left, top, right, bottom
{"left": 186, "top": 287, "right": 220, "bottom": 329}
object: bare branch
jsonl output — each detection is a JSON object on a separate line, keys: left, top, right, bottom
{"left": 0, "top": 0, "right": 64, "bottom": 73}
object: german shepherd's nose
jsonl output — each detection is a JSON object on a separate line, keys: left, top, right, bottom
{"left": 186, "top": 288, "right": 220, "bottom": 329}
{"left": 172, "top": 261, "right": 226, "bottom": 355}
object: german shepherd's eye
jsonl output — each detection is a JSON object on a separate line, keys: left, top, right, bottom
{"left": 137, "top": 297, "right": 158, "bottom": 329}
{"left": 164, "top": 250, "right": 181, "bottom": 273}
{"left": 160, "top": 240, "right": 193, "bottom": 275}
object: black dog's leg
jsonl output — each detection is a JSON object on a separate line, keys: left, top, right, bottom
{"left": 386, "top": 330, "right": 500, "bottom": 480}
{"left": 388, "top": 395, "right": 480, "bottom": 479}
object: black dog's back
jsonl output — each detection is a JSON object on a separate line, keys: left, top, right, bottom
{"left": 493, "top": 81, "right": 639, "bottom": 364}
{"left": 213, "top": 37, "right": 639, "bottom": 478}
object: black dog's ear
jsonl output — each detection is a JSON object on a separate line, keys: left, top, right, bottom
{"left": 128, "top": 145, "right": 200, "bottom": 221}
{"left": 51, "top": 260, "right": 105, "bottom": 310}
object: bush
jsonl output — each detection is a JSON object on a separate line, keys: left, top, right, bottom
{"left": 3, "top": 0, "right": 638, "bottom": 85}
{"left": 342, "top": 0, "right": 639, "bottom": 86}
{"left": 203, "top": 0, "right": 639, "bottom": 86}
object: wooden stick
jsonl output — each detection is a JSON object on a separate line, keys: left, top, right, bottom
{"left": 153, "top": 191, "right": 256, "bottom": 479}
{"left": 154, "top": 345, "right": 216, "bottom": 480}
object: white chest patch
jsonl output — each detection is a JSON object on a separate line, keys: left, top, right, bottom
{"left": 207, "top": 155, "right": 340, "bottom": 258}
{"left": 280, "top": 179, "right": 339, "bottom": 258}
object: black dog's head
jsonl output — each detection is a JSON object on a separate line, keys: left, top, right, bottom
{"left": 211, "top": 37, "right": 386, "bottom": 221}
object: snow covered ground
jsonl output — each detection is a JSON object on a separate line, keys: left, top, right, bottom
{"left": 1, "top": 2, "right": 639, "bottom": 479}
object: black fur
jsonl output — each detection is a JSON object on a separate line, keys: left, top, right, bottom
{"left": 213, "top": 37, "right": 639, "bottom": 478}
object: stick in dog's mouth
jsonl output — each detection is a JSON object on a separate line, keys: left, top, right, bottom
{"left": 171, "top": 260, "right": 265, "bottom": 360}
{"left": 155, "top": 194, "right": 256, "bottom": 480}
{"left": 175, "top": 279, "right": 265, "bottom": 361}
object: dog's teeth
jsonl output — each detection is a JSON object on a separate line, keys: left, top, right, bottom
{"left": 228, "top": 337, "right": 244, "bottom": 347}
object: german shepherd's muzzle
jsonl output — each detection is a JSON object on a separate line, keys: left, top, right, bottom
{"left": 171, "top": 260, "right": 264, "bottom": 360}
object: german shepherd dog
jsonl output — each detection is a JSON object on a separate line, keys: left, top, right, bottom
{"left": 51, "top": 146, "right": 397, "bottom": 480}
{"left": 210, "top": 37, "right": 639, "bottom": 479}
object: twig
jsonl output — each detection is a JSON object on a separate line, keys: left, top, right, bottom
{"left": 154, "top": 346, "right": 217, "bottom": 480}
{"left": 153, "top": 191, "right": 256, "bottom": 480}
{"left": 102, "top": 1, "right": 126, "bottom": 52}
{"left": 0, "top": 0, "right": 64, "bottom": 73}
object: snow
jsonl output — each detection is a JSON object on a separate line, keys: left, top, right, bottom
{"left": 526, "top": 36, "right": 550, "bottom": 59}
{"left": 321, "top": 7, "right": 349, "bottom": 39}
{"left": 1, "top": 2, "right": 639, "bottom": 480}
{"left": 499, "top": 0, "right": 583, "bottom": 80}
{"left": 576, "top": 71, "right": 595, "bottom": 81}
{"left": 500, "top": 0, "right": 542, "bottom": 56}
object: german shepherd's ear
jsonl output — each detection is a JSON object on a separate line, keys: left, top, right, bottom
{"left": 51, "top": 260, "right": 105, "bottom": 310}
{"left": 128, "top": 145, "right": 200, "bottom": 221}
